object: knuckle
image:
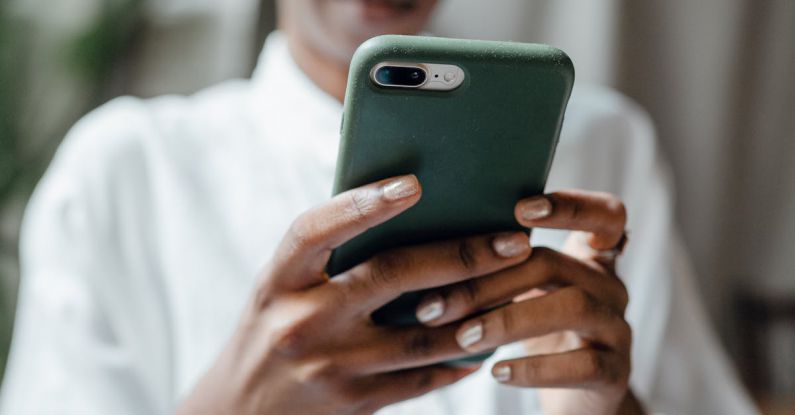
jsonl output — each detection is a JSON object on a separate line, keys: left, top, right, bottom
{"left": 564, "top": 288, "right": 595, "bottom": 320}
{"left": 605, "top": 196, "right": 628, "bottom": 225}
{"left": 516, "top": 358, "right": 542, "bottom": 383}
{"left": 496, "top": 308, "right": 515, "bottom": 337}
{"left": 414, "top": 369, "right": 436, "bottom": 391}
{"left": 402, "top": 330, "right": 435, "bottom": 358}
{"left": 459, "top": 280, "right": 482, "bottom": 306}
{"left": 368, "top": 251, "right": 406, "bottom": 290}
{"left": 581, "top": 350, "right": 606, "bottom": 381}
{"left": 346, "top": 189, "right": 378, "bottom": 223}
{"left": 436, "top": 283, "right": 479, "bottom": 319}
{"left": 270, "top": 303, "right": 323, "bottom": 357}
{"left": 272, "top": 323, "right": 309, "bottom": 357}
{"left": 305, "top": 356, "right": 346, "bottom": 384}
{"left": 616, "top": 319, "right": 633, "bottom": 348}
{"left": 455, "top": 238, "right": 479, "bottom": 272}
{"left": 568, "top": 196, "right": 585, "bottom": 221}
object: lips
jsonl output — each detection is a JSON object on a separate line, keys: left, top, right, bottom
{"left": 363, "top": 0, "right": 418, "bottom": 11}
{"left": 359, "top": 0, "right": 420, "bottom": 19}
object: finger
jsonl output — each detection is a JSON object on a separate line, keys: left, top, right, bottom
{"left": 415, "top": 248, "right": 629, "bottom": 327}
{"left": 515, "top": 190, "right": 627, "bottom": 250}
{"left": 453, "top": 286, "right": 632, "bottom": 355}
{"left": 563, "top": 230, "right": 627, "bottom": 271}
{"left": 354, "top": 364, "right": 480, "bottom": 412}
{"left": 490, "top": 348, "right": 629, "bottom": 390}
{"left": 327, "top": 231, "right": 532, "bottom": 313}
{"left": 346, "top": 324, "right": 476, "bottom": 375}
{"left": 268, "top": 175, "right": 422, "bottom": 292}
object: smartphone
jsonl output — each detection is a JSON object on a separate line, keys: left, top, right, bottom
{"left": 328, "top": 35, "right": 574, "bottom": 362}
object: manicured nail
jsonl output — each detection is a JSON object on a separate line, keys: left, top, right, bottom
{"left": 382, "top": 176, "right": 419, "bottom": 201}
{"left": 457, "top": 322, "right": 483, "bottom": 349}
{"left": 492, "top": 232, "right": 531, "bottom": 258}
{"left": 519, "top": 197, "right": 552, "bottom": 221}
{"left": 493, "top": 365, "right": 511, "bottom": 382}
{"left": 416, "top": 295, "right": 445, "bottom": 323}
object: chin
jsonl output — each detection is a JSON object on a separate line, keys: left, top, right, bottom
{"left": 321, "top": 0, "right": 438, "bottom": 58}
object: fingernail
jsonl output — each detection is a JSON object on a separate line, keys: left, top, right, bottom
{"left": 416, "top": 295, "right": 445, "bottom": 323}
{"left": 492, "top": 233, "right": 531, "bottom": 258}
{"left": 457, "top": 322, "right": 483, "bottom": 349}
{"left": 519, "top": 197, "right": 552, "bottom": 221}
{"left": 493, "top": 365, "right": 511, "bottom": 382}
{"left": 382, "top": 176, "right": 419, "bottom": 201}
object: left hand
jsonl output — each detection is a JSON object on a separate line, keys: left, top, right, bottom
{"left": 414, "top": 190, "right": 645, "bottom": 415}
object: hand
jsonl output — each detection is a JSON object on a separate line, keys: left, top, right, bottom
{"left": 177, "top": 175, "right": 534, "bottom": 415}
{"left": 414, "top": 190, "right": 645, "bottom": 415}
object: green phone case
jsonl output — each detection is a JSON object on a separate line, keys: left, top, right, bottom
{"left": 328, "top": 35, "right": 574, "bottom": 363}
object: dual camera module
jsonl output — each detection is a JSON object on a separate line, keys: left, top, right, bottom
{"left": 374, "top": 66, "right": 427, "bottom": 87}
{"left": 371, "top": 62, "right": 465, "bottom": 91}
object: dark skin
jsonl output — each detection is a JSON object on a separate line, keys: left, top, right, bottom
{"left": 177, "top": 1, "right": 646, "bottom": 414}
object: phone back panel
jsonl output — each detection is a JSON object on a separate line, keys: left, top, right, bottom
{"left": 329, "top": 35, "right": 574, "bottom": 326}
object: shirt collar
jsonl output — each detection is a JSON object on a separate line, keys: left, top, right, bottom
{"left": 247, "top": 31, "right": 343, "bottom": 168}
{"left": 250, "top": 31, "right": 343, "bottom": 125}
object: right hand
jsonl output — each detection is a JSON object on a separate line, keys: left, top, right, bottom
{"left": 176, "top": 175, "right": 533, "bottom": 415}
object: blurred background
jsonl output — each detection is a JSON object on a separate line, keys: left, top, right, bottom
{"left": 0, "top": 0, "right": 793, "bottom": 412}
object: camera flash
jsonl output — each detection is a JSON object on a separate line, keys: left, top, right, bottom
{"left": 443, "top": 72, "right": 456, "bottom": 82}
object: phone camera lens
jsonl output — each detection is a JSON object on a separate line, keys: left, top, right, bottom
{"left": 375, "top": 67, "right": 391, "bottom": 85}
{"left": 374, "top": 65, "right": 426, "bottom": 87}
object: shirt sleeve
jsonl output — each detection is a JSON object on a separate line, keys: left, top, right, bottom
{"left": 0, "top": 98, "right": 173, "bottom": 415}
{"left": 541, "top": 85, "right": 759, "bottom": 414}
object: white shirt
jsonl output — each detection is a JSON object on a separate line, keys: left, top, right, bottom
{"left": 0, "top": 32, "right": 758, "bottom": 415}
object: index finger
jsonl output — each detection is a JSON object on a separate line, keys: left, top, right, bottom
{"left": 327, "top": 231, "right": 532, "bottom": 313}
{"left": 514, "top": 190, "right": 627, "bottom": 250}
{"left": 268, "top": 175, "right": 422, "bottom": 292}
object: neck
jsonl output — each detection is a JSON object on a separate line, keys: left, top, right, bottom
{"left": 285, "top": 33, "right": 349, "bottom": 103}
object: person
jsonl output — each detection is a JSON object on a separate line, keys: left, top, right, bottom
{"left": 0, "top": 0, "right": 758, "bottom": 414}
